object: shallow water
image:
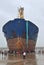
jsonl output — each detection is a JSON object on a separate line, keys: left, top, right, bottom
{"left": 0, "top": 53, "right": 44, "bottom": 65}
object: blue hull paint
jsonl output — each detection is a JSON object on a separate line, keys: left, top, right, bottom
{"left": 3, "top": 18, "right": 26, "bottom": 39}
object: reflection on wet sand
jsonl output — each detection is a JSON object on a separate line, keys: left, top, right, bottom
{"left": 7, "top": 61, "right": 24, "bottom": 65}
{"left": 0, "top": 53, "right": 44, "bottom": 65}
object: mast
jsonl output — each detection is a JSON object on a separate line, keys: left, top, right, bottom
{"left": 18, "top": 7, "right": 24, "bottom": 19}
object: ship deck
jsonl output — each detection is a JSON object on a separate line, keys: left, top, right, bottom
{"left": 0, "top": 53, "right": 44, "bottom": 65}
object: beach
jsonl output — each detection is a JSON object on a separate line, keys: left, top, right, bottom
{"left": 0, "top": 53, "right": 44, "bottom": 65}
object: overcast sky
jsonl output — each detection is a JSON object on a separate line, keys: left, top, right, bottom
{"left": 0, "top": 0, "right": 44, "bottom": 48}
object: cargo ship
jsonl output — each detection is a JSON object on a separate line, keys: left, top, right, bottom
{"left": 2, "top": 7, "right": 39, "bottom": 53}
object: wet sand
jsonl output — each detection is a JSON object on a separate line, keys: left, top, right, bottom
{"left": 0, "top": 53, "right": 44, "bottom": 65}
